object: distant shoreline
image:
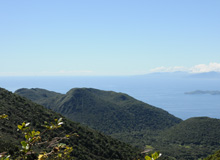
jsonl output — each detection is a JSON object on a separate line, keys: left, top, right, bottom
{"left": 185, "top": 90, "right": 220, "bottom": 95}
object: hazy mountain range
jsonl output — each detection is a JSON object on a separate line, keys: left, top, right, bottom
{"left": 143, "top": 71, "right": 220, "bottom": 79}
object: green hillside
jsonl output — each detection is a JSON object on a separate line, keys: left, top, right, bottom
{"left": 0, "top": 88, "right": 141, "bottom": 160}
{"left": 156, "top": 117, "right": 220, "bottom": 159}
{"left": 15, "top": 88, "right": 220, "bottom": 159}
{"left": 15, "top": 88, "right": 182, "bottom": 148}
{"left": 160, "top": 117, "right": 220, "bottom": 145}
{"left": 15, "top": 88, "right": 181, "bottom": 133}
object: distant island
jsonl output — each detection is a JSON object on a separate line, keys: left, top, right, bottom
{"left": 185, "top": 90, "right": 220, "bottom": 95}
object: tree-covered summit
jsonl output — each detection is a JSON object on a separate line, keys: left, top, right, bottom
{"left": 15, "top": 88, "right": 182, "bottom": 135}
{"left": 0, "top": 88, "right": 141, "bottom": 160}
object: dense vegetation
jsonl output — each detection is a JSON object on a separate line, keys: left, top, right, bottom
{"left": 0, "top": 88, "right": 141, "bottom": 160}
{"left": 204, "top": 150, "right": 220, "bottom": 160}
{"left": 155, "top": 117, "right": 220, "bottom": 159}
{"left": 160, "top": 117, "right": 220, "bottom": 145}
{"left": 15, "top": 88, "right": 181, "bottom": 134}
{"left": 15, "top": 88, "right": 220, "bottom": 159}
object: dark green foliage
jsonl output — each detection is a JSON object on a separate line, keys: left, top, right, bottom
{"left": 14, "top": 88, "right": 220, "bottom": 159}
{"left": 0, "top": 88, "right": 141, "bottom": 160}
{"left": 156, "top": 117, "right": 220, "bottom": 159}
{"left": 15, "top": 88, "right": 181, "bottom": 136}
{"left": 160, "top": 117, "right": 220, "bottom": 145}
{"left": 205, "top": 150, "right": 220, "bottom": 160}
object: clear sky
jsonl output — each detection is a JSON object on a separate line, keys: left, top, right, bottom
{"left": 1, "top": 0, "right": 220, "bottom": 76}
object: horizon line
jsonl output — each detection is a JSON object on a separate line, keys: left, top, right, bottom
{"left": 0, "top": 71, "right": 220, "bottom": 77}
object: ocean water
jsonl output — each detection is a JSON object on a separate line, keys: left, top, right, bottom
{"left": 1, "top": 76, "right": 220, "bottom": 120}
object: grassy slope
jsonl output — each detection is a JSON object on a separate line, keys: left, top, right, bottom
{"left": 0, "top": 88, "right": 141, "bottom": 160}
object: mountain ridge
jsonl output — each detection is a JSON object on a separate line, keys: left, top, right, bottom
{"left": 0, "top": 87, "right": 141, "bottom": 159}
{"left": 15, "top": 88, "right": 182, "bottom": 135}
{"left": 14, "top": 87, "right": 220, "bottom": 159}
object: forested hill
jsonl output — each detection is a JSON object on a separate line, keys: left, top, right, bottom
{"left": 15, "top": 88, "right": 182, "bottom": 135}
{"left": 160, "top": 117, "right": 220, "bottom": 145}
{"left": 15, "top": 88, "right": 220, "bottom": 159}
{"left": 156, "top": 117, "right": 220, "bottom": 159}
{"left": 0, "top": 88, "right": 141, "bottom": 160}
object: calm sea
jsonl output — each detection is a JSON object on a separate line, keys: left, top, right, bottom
{"left": 1, "top": 75, "right": 220, "bottom": 120}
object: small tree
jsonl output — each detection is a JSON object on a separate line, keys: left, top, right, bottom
{"left": 0, "top": 115, "right": 74, "bottom": 160}
{"left": 144, "top": 151, "right": 162, "bottom": 160}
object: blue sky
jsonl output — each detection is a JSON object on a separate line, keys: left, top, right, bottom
{"left": 1, "top": 0, "right": 220, "bottom": 76}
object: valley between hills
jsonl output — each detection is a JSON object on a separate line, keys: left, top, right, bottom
{"left": 1, "top": 87, "right": 220, "bottom": 159}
